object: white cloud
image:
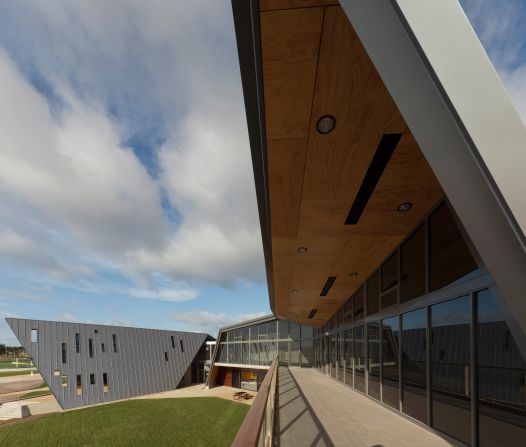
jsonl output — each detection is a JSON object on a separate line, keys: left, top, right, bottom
{"left": 0, "top": 1, "right": 265, "bottom": 298}
{"left": 461, "top": 0, "right": 526, "bottom": 124}
{"left": 171, "top": 310, "right": 267, "bottom": 336}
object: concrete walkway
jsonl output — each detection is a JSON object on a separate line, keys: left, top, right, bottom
{"left": 275, "top": 367, "right": 457, "bottom": 447}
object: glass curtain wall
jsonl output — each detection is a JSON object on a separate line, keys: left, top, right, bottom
{"left": 477, "top": 289, "right": 526, "bottom": 446}
{"left": 368, "top": 322, "right": 381, "bottom": 400}
{"left": 401, "top": 308, "right": 428, "bottom": 424}
{"left": 382, "top": 315, "right": 400, "bottom": 410}
{"left": 215, "top": 318, "right": 315, "bottom": 368}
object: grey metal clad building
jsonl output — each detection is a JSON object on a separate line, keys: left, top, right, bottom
{"left": 6, "top": 318, "right": 212, "bottom": 410}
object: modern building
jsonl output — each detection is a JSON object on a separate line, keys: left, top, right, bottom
{"left": 230, "top": 0, "right": 526, "bottom": 446}
{"left": 6, "top": 318, "right": 214, "bottom": 410}
{"left": 208, "top": 315, "right": 314, "bottom": 390}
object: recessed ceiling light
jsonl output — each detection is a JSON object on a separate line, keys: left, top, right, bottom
{"left": 397, "top": 202, "right": 413, "bottom": 213}
{"left": 291, "top": 289, "right": 298, "bottom": 295}
{"left": 350, "top": 272, "right": 358, "bottom": 277}
{"left": 297, "top": 246, "right": 308, "bottom": 254}
{"left": 316, "top": 115, "right": 336, "bottom": 134}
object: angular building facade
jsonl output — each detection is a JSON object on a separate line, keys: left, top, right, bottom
{"left": 6, "top": 318, "right": 213, "bottom": 410}
{"left": 231, "top": 0, "right": 526, "bottom": 445}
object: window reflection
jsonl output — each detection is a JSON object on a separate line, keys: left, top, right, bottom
{"left": 381, "top": 253, "right": 398, "bottom": 309}
{"left": 431, "top": 296, "right": 471, "bottom": 445}
{"left": 344, "top": 329, "right": 353, "bottom": 387}
{"left": 429, "top": 203, "right": 477, "bottom": 292}
{"left": 382, "top": 315, "right": 400, "bottom": 410}
{"left": 367, "top": 271, "right": 380, "bottom": 316}
{"left": 402, "top": 308, "right": 427, "bottom": 423}
{"left": 354, "top": 325, "right": 366, "bottom": 392}
{"left": 477, "top": 289, "right": 526, "bottom": 446}
{"left": 353, "top": 287, "right": 365, "bottom": 321}
{"left": 368, "top": 322, "right": 381, "bottom": 400}
{"left": 401, "top": 224, "right": 426, "bottom": 302}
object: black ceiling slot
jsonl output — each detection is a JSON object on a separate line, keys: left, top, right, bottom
{"left": 345, "top": 133, "right": 403, "bottom": 225}
{"left": 320, "top": 276, "right": 336, "bottom": 297}
{"left": 308, "top": 309, "right": 317, "bottom": 319}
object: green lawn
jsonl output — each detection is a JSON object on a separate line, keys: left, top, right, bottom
{"left": 0, "top": 370, "right": 33, "bottom": 378}
{"left": 0, "top": 359, "right": 32, "bottom": 369}
{"left": 0, "top": 398, "right": 248, "bottom": 447}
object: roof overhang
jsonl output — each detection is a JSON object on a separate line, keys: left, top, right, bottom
{"left": 233, "top": 0, "right": 526, "bottom": 348}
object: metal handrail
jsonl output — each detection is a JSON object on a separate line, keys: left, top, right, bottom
{"left": 231, "top": 358, "right": 278, "bottom": 447}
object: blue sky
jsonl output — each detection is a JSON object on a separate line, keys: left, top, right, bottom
{"left": 1, "top": 1, "right": 525, "bottom": 345}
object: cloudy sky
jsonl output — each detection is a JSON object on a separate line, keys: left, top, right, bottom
{"left": 0, "top": 1, "right": 525, "bottom": 343}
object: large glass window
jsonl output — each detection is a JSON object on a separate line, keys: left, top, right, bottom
{"left": 368, "top": 322, "right": 381, "bottom": 400}
{"left": 382, "top": 315, "right": 400, "bottom": 410}
{"left": 290, "top": 341, "right": 300, "bottom": 366}
{"left": 278, "top": 341, "right": 289, "bottom": 364}
{"left": 431, "top": 296, "right": 472, "bottom": 445}
{"left": 353, "top": 287, "right": 365, "bottom": 321}
{"left": 343, "top": 298, "right": 353, "bottom": 324}
{"left": 278, "top": 320, "right": 289, "bottom": 340}
{"left": 367, "top": 271, "right": 380, "bottom": 316}
{"left": 429, "top": 203, "right": 477, "bottom": 292}
{"left": 381, "top": 253, "right": 398, "bottom": 309}
{"left": 344, "top": 329, "right": 353, "bottom": 387}
{"left": 401, "top": 308, "right": 427, "bottom": 423}
{"left": 477, "top": 289, "right": 526, "bottom": 446}
{"left": 267, "top": 320, "right": 277, "bottom": 339}
{"left": 354, "top": 325, "right": 366, "bottom": 393}
{"left": 331, "top": 331, "right": 337, "bottom": 379}
{"left": 401, "top": 225, "right": 426, "bottom": 302}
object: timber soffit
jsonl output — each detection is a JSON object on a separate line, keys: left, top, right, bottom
{"left": 232, "top": 0, "right": 444, "bottom": 326}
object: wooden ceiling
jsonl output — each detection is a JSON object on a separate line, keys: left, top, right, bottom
{"left": 260, "top": 3, "right": 444, "bottom": 326}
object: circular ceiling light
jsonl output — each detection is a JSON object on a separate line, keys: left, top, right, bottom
{"left": 316, "top": 115, "right": 336, "bottom": 134}
{"left": 397, "top": 202, "right": 413, "bottom": 213}
{"left": 297, "top": 246, "right": 308, "bottom": 254}
{"left": 350, "top": 272, "right": 358, "bottom": 277}
{"left": 291, "top": 289, "right": 298, "bottom": 295}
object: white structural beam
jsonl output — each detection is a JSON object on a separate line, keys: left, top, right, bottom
{"left": 339, "top": 0, "right": 526, "bottom": 349}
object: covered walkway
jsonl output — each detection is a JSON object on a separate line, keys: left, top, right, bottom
{"left": 275, "top": 367, "right": 457, "bottom": 447}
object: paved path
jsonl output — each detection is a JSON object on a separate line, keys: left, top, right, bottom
{"left": 275, "top": 367, "right": 457, "bottom": 447}
{"left": 134, "top": 384, "right": 256, "bottom": 406}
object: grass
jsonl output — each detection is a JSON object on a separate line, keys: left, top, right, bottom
{"left": 0, "top": 370, "right": 33, "bottom": 378}
{"left": 16, "top": 388, "right": 51, "bottom": 400}
{"left": 0, "top": 398, "right": 248, "bottom": 447}
{"left": 0, "top": 359, "right": 32, "bottom": 370}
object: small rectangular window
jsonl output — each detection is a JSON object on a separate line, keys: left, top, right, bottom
{"left": 103, "top": 373, "right": 109, "bottom": 393}
{"left": 75, "top": 333, "right": 81, "bottom": 353}
{"left": 90, "top": 373, "right": 95, "bottom": 385}
{"left": 89, "top": 338, "right": 94, "bottom": 358}
{"left": 164, "top": 352, "right": 168, "bottom": 361}
{"left": 31, "top": 329, "right": 38, "bottom": 343}
{"left": 54, "top": 369, "right": 60, "bottom": 377}
{"left": 171, "top": 335, "right": 175, "bottom": 349}
{"left": 61, "top": 375, "right": 68, "bottom": 387}
{"left": 76, "top": 374, "right": 82, "bottom": 396}
{"left": 61, "top": 343, "right": 67, "bottom": 364}
{"left": 112, "top": 334, "right": 118, "bottom": 353}
{"left": 179, "top": 340, "right": 184, "bottom": 353}
{"left": 101, "top": 343, "right": 105, "bottom": 353}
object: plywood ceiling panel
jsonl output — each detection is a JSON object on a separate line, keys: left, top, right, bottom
{"left": 261, "top": 8, "right": 324, "bottom": 140}
{"left": 260, "top": 5, "right": 444, "bottom": 326}
{"left": 301, "top": 6, "right": 406, "bottom": 201}
{"left": 260, "top": 0, "right": 338, "bottom": 12}
{"left": 267, "top": 138, "right": 308, "bottom": 237}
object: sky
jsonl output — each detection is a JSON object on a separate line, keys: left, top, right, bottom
{"left": 0, "top": 1, "right": 526, "bottom": 345}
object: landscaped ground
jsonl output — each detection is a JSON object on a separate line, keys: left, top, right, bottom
{"left": 0, "top": 359, "right": 32, "bottom": 369}
{"left": 0, "top": 371, "right": 33, "bottom": 378}
{"left": 0, "top": 397, "right": 248, "bottom": 446}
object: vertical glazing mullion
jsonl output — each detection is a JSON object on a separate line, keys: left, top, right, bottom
{"left": 398, "top": 314, "right": 403, "bottom": 413}
{"left": 471, "top": 292, "right": 478, "bottom": 447}
{"left": 425, "top": 217, "right": 430, "bottom": 295}
{"left": 426, "top": 305, "right": 432, "bottom": 427}
{"left": 397, "top": 247, "right": 401, "bottom": 305}
{"left": 364, "top": 280, "right": 369, "bottom": 396}
{"left": 379, "top": 320, "right": 383, "bottom": 403}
